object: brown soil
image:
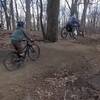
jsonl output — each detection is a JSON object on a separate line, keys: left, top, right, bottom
{"left": 0, "top": 33, "right": 100, "bottom": 100}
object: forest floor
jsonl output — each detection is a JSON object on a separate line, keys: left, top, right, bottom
{"left": 0, "top": 32, "right": 100, "bottom": 100}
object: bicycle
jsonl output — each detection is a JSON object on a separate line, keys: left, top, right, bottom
{"left": 61, "top": 26, "right": 84, "bottom": 40}
{"left": 3, "top": 40, "right": 40, "bottom": 71}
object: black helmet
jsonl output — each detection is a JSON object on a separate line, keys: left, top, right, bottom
{"left": 17, "top": 21, "right": 24, "bottom": 28}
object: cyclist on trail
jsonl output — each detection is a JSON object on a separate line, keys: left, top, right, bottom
{"left": 11, "top": 21, "right": 31, "bottom": 56}
{"left": 66, "top": 15, "right": 80, "bottom": 33}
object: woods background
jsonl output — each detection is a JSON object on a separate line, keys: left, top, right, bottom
{"left": 0, "top": 0, "right": 100, "bottom": 41}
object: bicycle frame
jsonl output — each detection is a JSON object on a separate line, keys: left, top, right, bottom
{"left": 20, "top": 40, "right": 33, "bottom": 60}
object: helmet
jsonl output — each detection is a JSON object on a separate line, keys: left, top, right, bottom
{"left": 17, "top": 21, "right": 24, "bottom": 28}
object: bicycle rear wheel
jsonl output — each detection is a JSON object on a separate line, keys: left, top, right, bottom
{"left": 71, "top": 28, "right": 78, "bottom": 40}
{"left": 3, "top": 52, "right": 22, "bottom": 71}
{"left": 28, "top": 44, "right": 40, "bottom": 61}
{"left": 61, "top": 27, "right": 68, "bottom": 39}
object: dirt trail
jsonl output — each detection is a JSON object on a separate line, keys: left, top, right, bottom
{"left": 0, "top": 39, "right": 100, "bottom": 99}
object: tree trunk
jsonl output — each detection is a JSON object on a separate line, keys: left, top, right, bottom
{"left": 40, "top": 0, "right": 46, "bottom": 40}
{"left": 70, "top": 0, "right": 78, "bottom": 17}
{"left": 10, "top": 0, "right": 15, "bottom": 30}
{"left": 25, "top": 0, "right": 31, "bottom": 32}
{"left": 32, "top": 0, "right": 36, "bottom": 31}
{"left": 36, "top": 0, "right": 40, "bottom": 31}
{"left": 0, "top": 6, "right": 3, "bottom": 28}
{"left": 14, "top": 0, "right": 19, "bottom": 22}
{"left": 1, "top": 0, "right": 10, "bottom": 30}
{"left": 81, "top": 0, "right": 89, "bottom": 32}
{"left": 46, "top": 0, "right": 60, "bottom": 42}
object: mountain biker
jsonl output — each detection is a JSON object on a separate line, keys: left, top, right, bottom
{"left": 11, "top": 21, "right": 31, "bottom": 57}
{"left": 66, "top": 15, "right": 80, "bottom": 33}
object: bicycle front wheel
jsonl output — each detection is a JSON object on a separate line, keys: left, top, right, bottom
{"left": 28, "top": 44, "right": 40, "bottom": 61}
{"left": 3, "top": 52, "right": 22, "bottom": 71}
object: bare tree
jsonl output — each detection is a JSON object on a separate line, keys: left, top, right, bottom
{"left": 0, "top": 4, "right": 3, "bottom": 28}
{"left": 46, "top": 0, "right": 60, "bottom": 42}
{"left": 60, "top": 5, "right": 69, "bottom": 27}
{"left": 31, "top": 0, "right": 36, "bottom": 31}
{"left": 65, "top": 0, "right": 79, "bottom": 17}
{"left": 25, "top": 0, "right": 31, "bottom": 32}
{"left": 10, "top": 0, "right": 15, "bottom": 30}
{"left": 19, "top": 0, "right": 26, "bottom": 13}
{"left": 40, "top": 0, "right": 46, "bottom": 40}
{"left": 1, "top": 0, "right": 11, "bottom": 30}
{"left": 36, "top": 0, "right": 40, "bottom": 31}
{"left": 71, "top": 0, "right": 79, "bottom": 17}
{"left": 14, "top": 0, "right": 19, "bottom": 22}
{"left": 81, "top": 0, "right": 90, "bottom": 32}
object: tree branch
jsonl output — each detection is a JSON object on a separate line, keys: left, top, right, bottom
{"left": 19, "top": 0, "right": 26, "bottom": 13}
{"left": 65, "top": 0, "right": 71, "bottom": 11}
